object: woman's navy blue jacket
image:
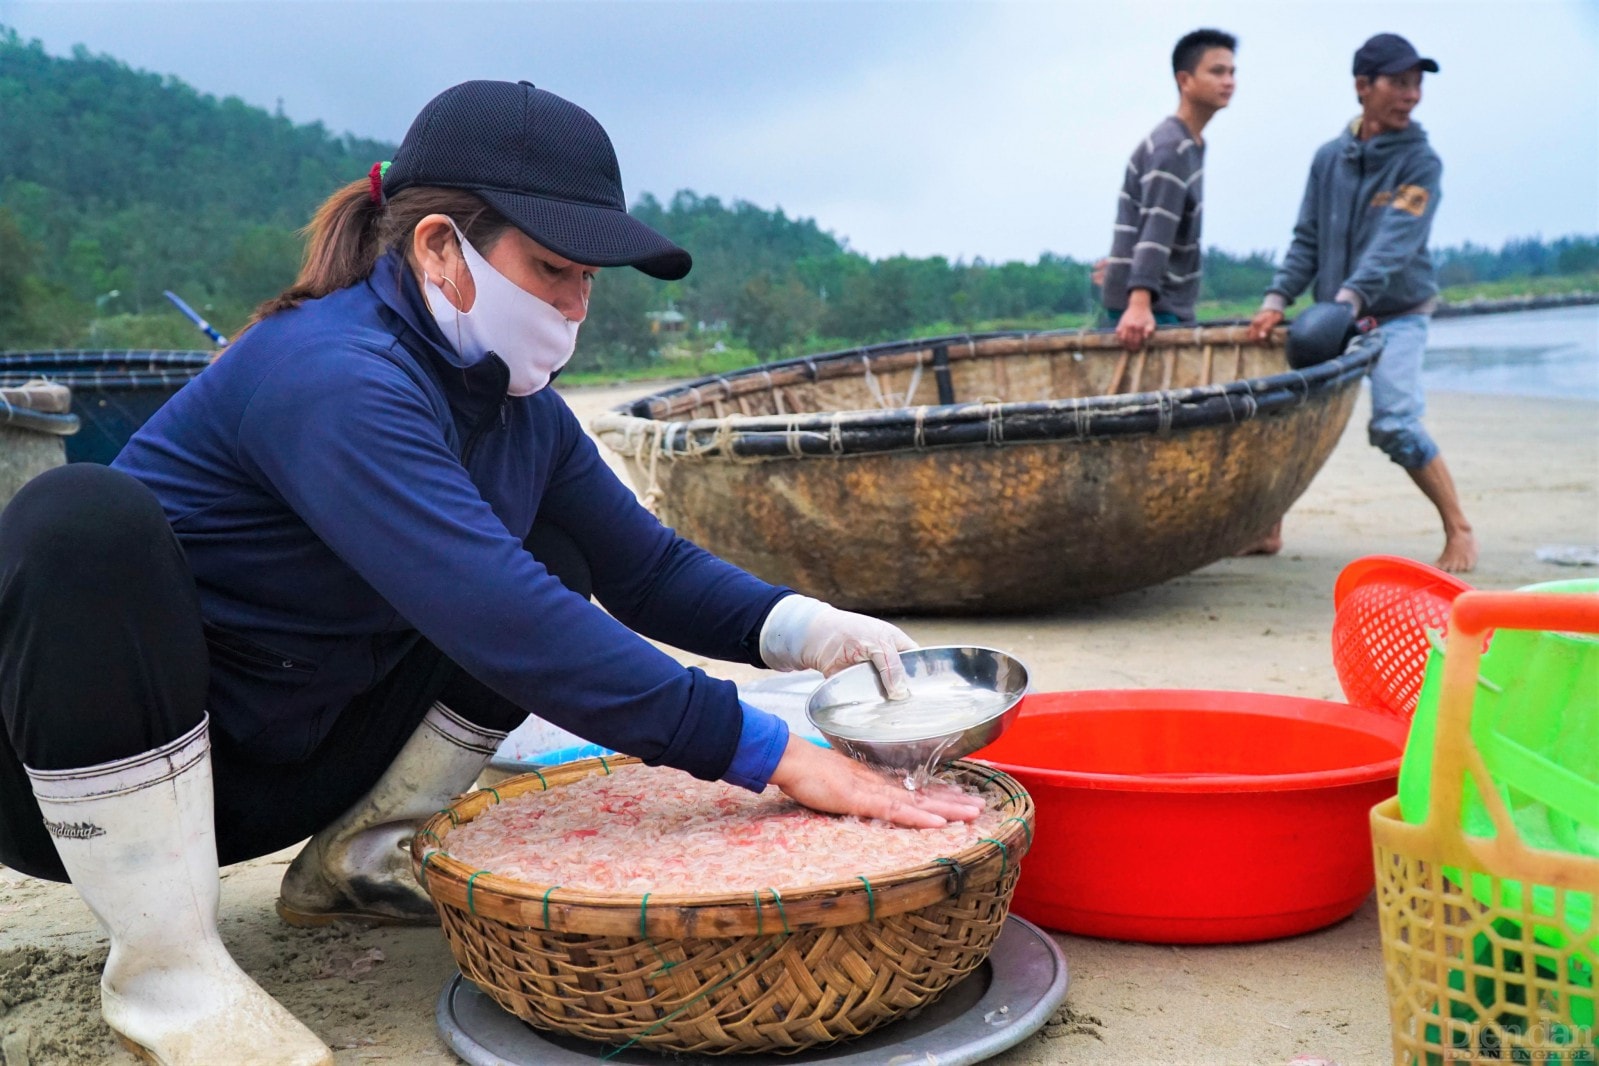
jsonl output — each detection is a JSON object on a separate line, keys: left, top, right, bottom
{"left": 114, "top": 252, "right": 790, "bottom": 781}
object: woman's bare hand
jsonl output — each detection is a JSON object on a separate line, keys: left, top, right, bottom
{"left": 766, "top": 736, "right": 985, "bottom": 828}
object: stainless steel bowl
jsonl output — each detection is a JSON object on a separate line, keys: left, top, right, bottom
{"left": 805, "top": 646, "right": 1030, "bottom": 775}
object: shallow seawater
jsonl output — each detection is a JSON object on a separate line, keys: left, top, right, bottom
{"left": 1423, "top": 305, "right": 1599, "bottom": 401}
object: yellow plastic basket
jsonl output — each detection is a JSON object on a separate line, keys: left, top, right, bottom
{"left": 1372, "top": 590, "right": 1598, "bottom": 1064}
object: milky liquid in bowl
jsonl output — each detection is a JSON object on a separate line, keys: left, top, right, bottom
{"left": 811, "top": 684, "right": 1017, "bottom": 742}
{"left": 805, "top": 646, "right": 1031, "bottom": 786}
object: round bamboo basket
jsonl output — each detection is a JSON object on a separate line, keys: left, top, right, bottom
{"left": 591, "top": 323, "right": 1380, "bottom": 614}
{"left": 411, "top": 756, "right": 1034, "bottom": 1055}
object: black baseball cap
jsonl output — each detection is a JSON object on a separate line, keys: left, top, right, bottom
{"left": 1352, "top": 33, "right": 1439, "bottom": 78}
{"left": 383, "top": 80, "right": 691, "bottom": 281}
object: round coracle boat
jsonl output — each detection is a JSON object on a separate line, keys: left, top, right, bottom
{"left": 412, "top": 756, "right": 1033, "bottom": 1056}
{"left": 0, "top": 350, "right": 212, "bottom": 465}
{"left": 591, "top": 323, "right": 1382, "bottom": 614}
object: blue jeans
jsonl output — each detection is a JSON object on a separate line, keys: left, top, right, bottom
{"left": 1367, "top": 313, "right": 1439, "bottom": 470}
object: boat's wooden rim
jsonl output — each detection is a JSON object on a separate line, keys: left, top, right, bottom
{"left": 594, "top": 326, "right": 1382, "bottom": 459}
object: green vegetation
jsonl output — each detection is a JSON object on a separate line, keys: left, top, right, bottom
{"left": 3, "top": 27, "right": 1596, "bottom": 383}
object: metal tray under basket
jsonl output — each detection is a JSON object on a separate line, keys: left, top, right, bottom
{"left": 436, "top": 914, "right": 1068, "bottom": 1065}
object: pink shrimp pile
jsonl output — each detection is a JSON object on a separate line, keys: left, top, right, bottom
{"left": 443, "top": 763, "right": 1005, "bottom": 895}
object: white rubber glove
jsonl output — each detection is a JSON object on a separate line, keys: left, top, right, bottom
{"left": 759, "top": 594, "right": 916, "bottom": 699}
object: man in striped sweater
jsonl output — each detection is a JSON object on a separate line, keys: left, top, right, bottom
{"left": 1101, "top": 28, "right": 1237, "bottom": 351}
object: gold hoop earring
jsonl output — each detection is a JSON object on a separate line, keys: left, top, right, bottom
{"left": 435, "top": 275, "right": 467, "bottom": 352}
{"left": 438, "top": 275, "right": 464, "bottom": 309}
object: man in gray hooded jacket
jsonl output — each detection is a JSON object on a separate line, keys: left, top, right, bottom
{"left": 1247, "top": 33, "right": 1476, "bottom": 572}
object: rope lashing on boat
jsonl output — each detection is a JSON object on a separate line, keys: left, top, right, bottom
{"left": 1238, "top": 380, "right": 1260, "bottom": 422}
{"left": 596, "top": 329, "right": 1374, "bottom": 472}
{"left": 1288, "top": 368, "right": 1312, "bottom": 407}
{"left": 755, "top": 367, "right": 786, "bottom": 415}
{"left": 710, "top": 375, "right": 735, "bottom": 417}
{"left": 861, "top": 351, "right": 924, "bottom": 409}
{"left": 985, "top": 401, "right": 1005, "bottom": 445}
{"left": 637, "top": 422, "right": 668, "bottom": 513}
{"left": 903, "top": 355, "right": 925, "bottom": 406}
{"left": 786, "top": 416, "right": 805, "bottom": 458}
{"left": 626, "top": 416, "right": 742, "bottom": 513}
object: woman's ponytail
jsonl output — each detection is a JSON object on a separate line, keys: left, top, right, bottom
{"left": 245, "top": 179, "right": 382, "bottom": 326}
{"left": 244, "top": 180, "right": 509, "bottom": 330}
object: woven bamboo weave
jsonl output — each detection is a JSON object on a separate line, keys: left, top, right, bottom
{"left": 589, "top": 324, "right": 1381, "bottom": 613}
{"left": 412, "top": 756, "right": 1033, "bottom": 1055}
{"left": 1372, "top": 591, "right": 1597, "bottom": 1064}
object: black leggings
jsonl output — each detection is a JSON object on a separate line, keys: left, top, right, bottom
{"left": 0, "top": 464, "right": 591, "bottom": 882}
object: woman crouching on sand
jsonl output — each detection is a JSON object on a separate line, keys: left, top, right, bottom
{"left": 0, "top": 80, "right": 978, "bottom": 1065}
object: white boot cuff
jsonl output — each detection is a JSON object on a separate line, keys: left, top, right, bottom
{"left": 424, "top": 702, "right": 507, "bottom": 758}
{"left": 25, "top": 715, "right": 210, "bottom": 803}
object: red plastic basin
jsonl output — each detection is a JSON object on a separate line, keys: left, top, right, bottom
{"left": 969, "top": 689, "right": 1406, "bottom": 944}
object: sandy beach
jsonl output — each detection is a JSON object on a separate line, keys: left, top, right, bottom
{"left": 2, "top": 382, "right": 1595, "bottom": 1066}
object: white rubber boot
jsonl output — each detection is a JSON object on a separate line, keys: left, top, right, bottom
{"left": 276, "top": 701, "right": 506, "bottom": 927}
{"left": 26, "top": 717, "right": 332, "bottom": 1066}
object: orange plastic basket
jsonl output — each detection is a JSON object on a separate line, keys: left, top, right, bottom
{"left": 1332, "top": 555, "right": 1473, "bottom": 720}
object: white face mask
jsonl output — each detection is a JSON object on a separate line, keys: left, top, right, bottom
{"left": 423, "top": 223, "right": 581, "bottom": 396}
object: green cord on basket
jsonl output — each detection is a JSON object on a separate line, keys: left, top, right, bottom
{"left": 1003, "top": 816, "right": 1033, "bottom": 847}
{"left": 483, "top": 787, "right": 501, "bottom": 805}
{"left": 599, "top": 755, "right": 612, "bottom": 774}
{"left": 601, "top": 937, "right": 785, "bottom": 1061}
{"left": 856, "top": 876, "right": 875, "bottom": 922}
{"left": 528, "top": 768, "right": 548, "bottom": 790}
{"left": 541, "top": 885, "right": 561, "bottom": 930}
{"left": 466, "top": 870, "right": 490, "bottom": 915}
{"left": 979, "top": 838, "right": 1009, "bottom": 880}
{"left": 971, "top": 767, "right": 1021, "bottom": 804}
{"left": 752, "top": 887, "right": 789, "bottom": 937}
{"left": 638, "top": 893, "right": 678, "bottom": 975}
{"left": 933, "top": 856, "right": 965, "bottom": 893}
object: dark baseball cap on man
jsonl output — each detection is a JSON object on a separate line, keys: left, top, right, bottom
{"left": 1352, "top": 33, "right": 1439, "bottom": 78}
{"left": 383, "top": 80, "right": 691, "bottom": 281}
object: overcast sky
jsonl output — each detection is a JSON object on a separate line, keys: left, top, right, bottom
{"left": 3, "top": 0, "right": 1596, "bottom": 264}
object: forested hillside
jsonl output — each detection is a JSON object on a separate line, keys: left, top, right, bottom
{"left": 3, "top": 28, "right": 1596, "bottom": 372}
